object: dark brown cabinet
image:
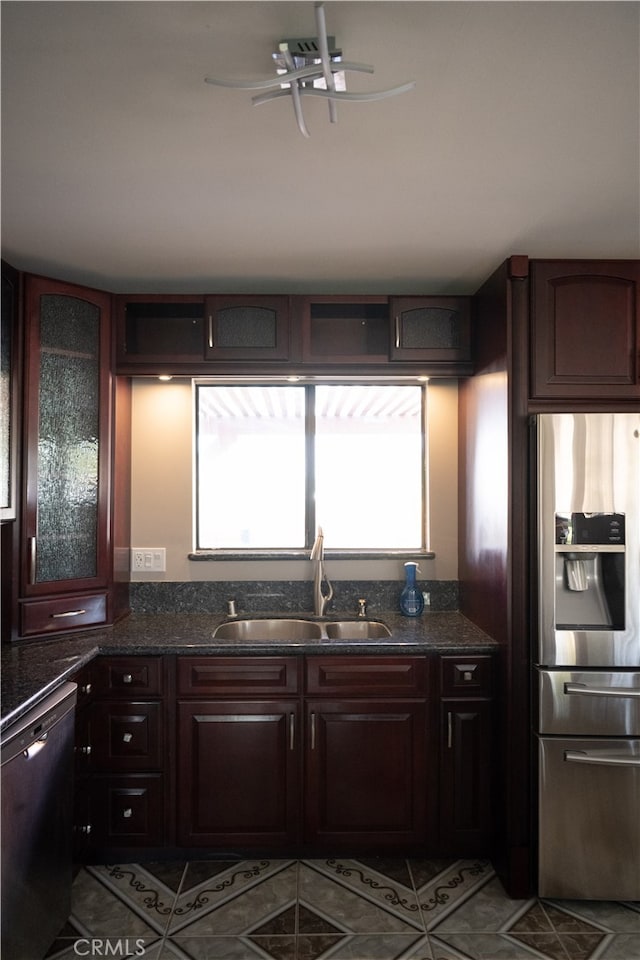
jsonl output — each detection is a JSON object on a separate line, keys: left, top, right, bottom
{"left": 304, "top": 698, "right": 427, "bottom": 849}
{"left": 15, "top": 274, "right": 130, "bottom": 640}
{"left": 177, "top": 699, "right": 300, "bottom": 847}
{"left": 113, "top": 292, "right": 474, "bottom": 375}
{"left": 73, "top": 656, "right": 167, "bottom": 856}
{"left": 176, "top": 656, "right": 300, "bottom": 848}
{"left": 530, "top": 259, "right": 640, "bottom": 401}
{"left": 304, "top": 656, "right": 428, "bottom": 850}
{"left": 71, "top": 652, "right": 495, "bottom": 862}
{"left": 438, "top": 655, "right": 495, "bottom": 855}
{"left": 175, "top": 654, "right": 430, "bottom": 854}
{"left": 204, "top": 296, "right": 290, "bottom": 361}
{"left": 115, "top": 296, "right": 205, "bottom": 368}
{"left": 390, "top": 296, "right": 472, "bottom": 367}
{"left": 300, "top": 297, "right": 389, "bottom": 364}
{"left": 20, "top": 276, "right": 113, "bottom": 637}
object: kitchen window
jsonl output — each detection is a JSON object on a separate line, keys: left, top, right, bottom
{"left": 195, "top": 381, "right": 428, "bottom": 555}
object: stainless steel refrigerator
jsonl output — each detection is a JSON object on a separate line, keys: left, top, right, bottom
{"left": 535, "top": 412, "right": 640, "bottom": 900}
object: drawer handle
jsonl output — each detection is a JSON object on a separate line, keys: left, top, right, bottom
{"left": 123, "top": 807, "right": 133, "bottom": 819}
{"left": 565, "top": 682, "right": 640, "bottom": 699}
{"left": 122, "top": 674, "right": 133, "bottom": 684}
{"left": 208, "top": 315, "right": 214, "bottom": 348}
{"left": 395, "top": 315, "right": 401, "bottom": 349}
{"left": 51, "top": 609, "right": 87, "bottom": 619}
{"left": 123, "top": 732, "right": 133, "bottom": 743}
{"left": 447, "top": 711, "right": 453, "bottom": 749}
{"left": 565, "top": 749, "right": 640, "bottom": 768}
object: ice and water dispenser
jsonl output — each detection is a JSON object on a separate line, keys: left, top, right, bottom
{"left": 554, "top": 512, "right": 625, "bottom": 630}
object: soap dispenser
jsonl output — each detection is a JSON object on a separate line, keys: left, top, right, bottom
{"left": 399, "top": 562, "right": 424, "bottom": 617}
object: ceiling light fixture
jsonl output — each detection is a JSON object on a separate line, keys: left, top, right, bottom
{"left": 204, "top": 1, "right": 415, "bottom": 138}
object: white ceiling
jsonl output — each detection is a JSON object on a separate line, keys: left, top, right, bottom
{"left": 2, "top": 1, "right": 639, "bottom": 295}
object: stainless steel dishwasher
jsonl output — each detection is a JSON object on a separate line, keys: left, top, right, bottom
{"left": 1, "top": 682, "right": 77, "bottom": 960}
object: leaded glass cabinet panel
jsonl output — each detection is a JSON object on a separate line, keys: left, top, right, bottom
{"left": 23, "top": 276, "right": 111, "bottom": 597}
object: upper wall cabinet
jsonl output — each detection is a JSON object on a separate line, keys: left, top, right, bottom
{"left": 204, "top": 296, "right": 291, "bottom": 361}
{"left": 114, "top": 293, "right": 473, "bottom": 376}
{"left": 20, "top": 276, "right": 114, "bottom": 637}
{"left": 300, "top": 297, "right": 389, "bottom": 364}
{"left": 530, "top": 260, "right": 639, "bottom": 402}
{"left": 390, "top": 297, "right": 471, "bottom": 365}
{"left": 115, "top": 296, "right": 205, "bottom": 370}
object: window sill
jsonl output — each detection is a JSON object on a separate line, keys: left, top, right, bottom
{"left": 189, "top": 550, "right": 436, "bottom": 561}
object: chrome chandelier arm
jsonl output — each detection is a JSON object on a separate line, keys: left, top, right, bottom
{"left": 278, "top": 43, "right": 310, "bottom": 138}
{"left": 204, "top": 61, "right": 374, "bottom": 92}
{"left": 314, "top": 0, "right": 337, "bottom": 124}
{"left": 252, "top": 82, "right": 416, "bottom": 107}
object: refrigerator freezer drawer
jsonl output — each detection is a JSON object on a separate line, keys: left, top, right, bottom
{"left": 538, "top": 736, "right": 640, "bottom": 900}
{"left": 539, "top": 670, "right": 640, "bottom": 736}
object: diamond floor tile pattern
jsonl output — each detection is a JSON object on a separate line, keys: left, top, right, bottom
{"left": 44, "top": 858, "right": 640, "bottom": 960}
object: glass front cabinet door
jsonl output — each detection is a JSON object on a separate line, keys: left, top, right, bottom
{"left": 204, "top": 296, "right": 290, "bottom": 361}
{"left": 390, "top": 297, "right": 471, "bottom": 364}
{"left": 21, "top": 276, "right": 112, "bottom": 637}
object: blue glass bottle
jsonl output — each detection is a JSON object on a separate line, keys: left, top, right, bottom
{"left": 399, "top": 562, "right": 424, "bottom": 617}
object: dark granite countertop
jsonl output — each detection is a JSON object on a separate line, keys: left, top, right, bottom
{"left": 1, "top": 610, "right": 498, "bottom": 732}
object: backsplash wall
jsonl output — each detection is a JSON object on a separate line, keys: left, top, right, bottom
{"left": 129, "top": 579, "right": 460, "bottom": 614}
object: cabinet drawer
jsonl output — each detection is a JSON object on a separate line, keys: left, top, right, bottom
{"left": 20, "top": 594, "right": 107, "bottom": 636}
{"left": 306, "top": 656, "right": 427, "bottom": 696}
{"left": 92, "top": 656, "right": 164, "bottom": 697}
{"left": 439, "top": 656, "right": 493, "bottom": 697}
{"left": 177, "top": 656, "right": 300, "bottom": 696}
{"left": 89, "top": 702, "right": 163, "bottom": 771}
{"left": 90, "top": 774, "right": 164, "bottom": 846}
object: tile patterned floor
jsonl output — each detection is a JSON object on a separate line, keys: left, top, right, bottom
{"left": 45, "top": 858, "right": 640, "bottom": 960}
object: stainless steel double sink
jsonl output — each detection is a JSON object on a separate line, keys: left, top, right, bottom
{"left": 212, "top": 617, "right": 391, "bottom": 641}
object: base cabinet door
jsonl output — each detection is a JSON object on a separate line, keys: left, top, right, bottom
{"left": 304, "top": 699, "right": 427, "bottom": 849}
{"left": 177, "top": 700, "right": 300, "bottom": 848}
{"left": 439, "top": 699, "right": 493, "bottom": 854}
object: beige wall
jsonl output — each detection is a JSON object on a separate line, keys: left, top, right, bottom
{"left": 130, "top": 378, "right": 458, "bottom": 582}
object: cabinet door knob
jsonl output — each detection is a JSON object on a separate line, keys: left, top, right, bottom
{"left": 75, "top": 824, "right": 92, "bottom": 835}
{"left": 80, "top": 683, "right": 92, "bottom": 695}
{"left": 123, "top": 807, "right": 133, "bottom": 819}
{"left": 122, "top": 674, "right": 133, "bottom": 684}
{"left": 447, "top": 711, "right": 453, "bottom": 749}
{"left": 76, "top": 744, "right": 92, "bottom": 755}
{"left": 122, "top": 732, "right": 133, "bottom": 743}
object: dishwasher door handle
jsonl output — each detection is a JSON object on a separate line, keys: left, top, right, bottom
{"left": 564, "top": 682, "right": 640, "bottom": 699}
{"left": 565, "top": 749, "right": 640, "bottom": 768}
{"left": 23, "top": 733, "right": 49, "bottom": 760}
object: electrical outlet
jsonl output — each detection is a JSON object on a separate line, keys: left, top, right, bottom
{"left": 423, "top": 591, "right": 431, "bottom": 607}
{"left": 131, "top": 548, "right": 166, "bottom": 573}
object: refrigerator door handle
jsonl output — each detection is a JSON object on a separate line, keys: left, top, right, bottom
{"left": 564, "top": 682, "right": 640, "bottom": 699}
{"left": 565, "top": 749, "right": 640, "bottom": 768}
